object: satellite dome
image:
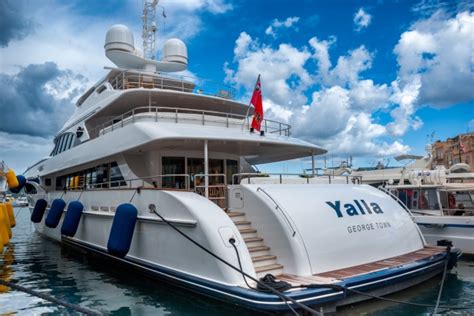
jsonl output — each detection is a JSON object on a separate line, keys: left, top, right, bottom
{"left": 162, "top": 38, "right": 188, "bottom": 65}
{"left": 105, "top": 24, "right": 135, "bottom": 53}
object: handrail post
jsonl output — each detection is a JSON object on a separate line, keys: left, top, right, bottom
{"left": 175, "top": 108, "right": 178, "bottom": 123}
{"left": 279, "top": 174, "right": 282, "bottom": 184}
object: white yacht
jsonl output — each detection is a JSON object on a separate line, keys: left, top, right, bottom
{"left": 380, "top": 171, "right": 474, "bottom": 256}
{"left": 18, "top": 3, "right": 459, "bottom": 313}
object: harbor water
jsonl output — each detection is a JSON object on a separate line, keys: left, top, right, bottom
{"left": 1, "top": 207, "right": 473, "bottom": 315}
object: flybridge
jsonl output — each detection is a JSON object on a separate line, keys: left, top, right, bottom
{"left": 326, "top": 200, "right": 384, "bottom": 218}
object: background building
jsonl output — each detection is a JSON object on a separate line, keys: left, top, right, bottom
{"left": 432, "top": 132, "right": 474, "bottom": 169}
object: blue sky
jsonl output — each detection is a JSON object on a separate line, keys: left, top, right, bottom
{"left": 0, "top": 0, "right": 473, "bottom": 173}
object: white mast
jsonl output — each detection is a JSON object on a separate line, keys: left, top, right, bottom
{"left": 142, "top": 0, "right": 158, "bottom": 60}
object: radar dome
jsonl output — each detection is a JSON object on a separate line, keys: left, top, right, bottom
{"left": 162, "top": 38, "right": 188, "bottom": 66}
{"left": 105, "top": 24, "right": 135, "bottom": 53}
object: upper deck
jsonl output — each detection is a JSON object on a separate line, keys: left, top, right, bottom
{"left": 106, "top": 69, "right": 236, "bottom": 100}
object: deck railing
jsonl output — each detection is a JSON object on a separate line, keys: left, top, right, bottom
{"left": 232, "top": 173, "right": 362, "bottom": 185}
{"left": 88, "top": 106, "right": 291, "bottom": 139}
{"left": 67, "top": 174, "right": 191, "bottom": 191}
{"left": 108, "top": 70, "right": 236, "bottom": 100}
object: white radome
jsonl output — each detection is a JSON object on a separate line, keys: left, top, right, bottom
{"left": 162, "top": 38, "right": 188, "bottom": 65}
{"left": 105, "top": 24, "right": 135, "bottom": 53}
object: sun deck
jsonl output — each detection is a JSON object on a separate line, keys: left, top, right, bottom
{"left": 275, "top": 246, "right": 445, "bottom": 286}
{"left": 107, "top": 69, "right": 236, "bottom": 100}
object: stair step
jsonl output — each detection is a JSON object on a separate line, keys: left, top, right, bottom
{"left": 234, "top": 220, "right": 251, "bottom": 229}
{"left": 248, "top": 245, "right": 270, "bottom": 253}
{"left": 233, "top": 220, "right": 251, "bottom": 226}
{"left": 239, "top": 228, "right": 257, "bottom": 238}
{"left": 227, "top": 211, "right": 245, "bottom": 217}
{"left": 239, "top": 228, "right": 257, "bottom": 234}
{"left": 248, "top": 245, "right": 271, "bottom": 257}
{"left": 244, "top": 236, "right": 263, "bottom": 243}
{"left": 252, "top": 255, "right": 276, "bottom": 262}
{"left": 244, "top": 237, "right": 264, "bottom": 247}
{"left": 255, "top": 263, "right": 284, "bottom": 273}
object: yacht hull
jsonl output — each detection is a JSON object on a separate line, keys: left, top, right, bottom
{"left": 58, "top": 235, "right": 447, "bottom": 313}
{"left": 414, "top": 215, "right": 474, "bottom": 255}
{"left": 29, "top": 206, "right": 450, "bottom": 313}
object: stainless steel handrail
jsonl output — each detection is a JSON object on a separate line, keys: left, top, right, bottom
{"left": 89, "top": 106, "right": 291, "bottom": 138}
{"left": 256, "top": 187, "right": 296, "bottom": 237}
{"left": 67, "top": 174, "right": 191, "bottom": 191}
{"left": 378, "top": 186, "right": 415, "bottom": 217}
{"left": 232, "top": 173, "right": 362, "bottom": 185}
{"left": 378, "top": 186, "right": 428, "bottom": 245}
{"left": 108, "top": 70, "right": 236, "bottom": 99}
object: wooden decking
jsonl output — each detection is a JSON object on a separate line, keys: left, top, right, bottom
{"left": 275, "top": 246, "right": 445, "bottom": 286}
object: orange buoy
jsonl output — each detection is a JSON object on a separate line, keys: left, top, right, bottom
{"left": 6, "top": 169, "right": 19, "bottom": 189}
{"left": 5, "top": 202, "right": 15, "bottom": 228}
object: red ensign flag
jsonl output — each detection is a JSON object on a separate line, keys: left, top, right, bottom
{"left": 250, "top": 75, "right": 263, "bottom": 131}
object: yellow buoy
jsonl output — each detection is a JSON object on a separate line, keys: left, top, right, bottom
{"left": 0, "top": 204, "right": 12, "bottom": 239}
{"left": 6, "top": 169, "right": 19, "bottom": 189}
{"left": 0, "top": 203, "right": 10, "bottom": 245}
{"left": 0, "top": 204, "right": 3, "bottom": 252}
{"left": 5, "top": 202, "right": 15, "bottom": 227}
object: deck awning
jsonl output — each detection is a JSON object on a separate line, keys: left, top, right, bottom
{"left": 133, "top": 136, "right": 326, "bottom": 165}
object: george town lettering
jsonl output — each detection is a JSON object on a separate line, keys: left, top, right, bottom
{"left": 325, "top": 200, "right": 384, "bottom": 218}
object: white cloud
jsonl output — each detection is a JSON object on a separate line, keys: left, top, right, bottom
{"left": 309, "top": 37, "right": 373, "bottom": 87}
{"left": 225, "top": 32, "right": 312, "bottom": 107}
{"left": 394, "top": 11, "right": 474, "bottom": 107}
{"left": 349, "top": 80, "right": 390, "bottom": 111}
{"left": 226, "top": 33, "right": 407, "bottom": 158}
{"left": 0, "top": 132, "right": 53, "bottom": 173}
{"left": 265, "top": 16, "right": 300, "bottom": 38}
{"left": 469, "top": 119, "right": 474, "bottom": 131}
{"left": 388, "top": 10, "right": 474, "bottom": 136}
{"left": 354, "top": 8, "right": 372, "bottom": 32}
{"left": 234, "top": 32, "right": 253, "bottom": 58}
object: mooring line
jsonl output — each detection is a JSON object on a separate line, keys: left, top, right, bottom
{"left": 0, "top": 279, "right": 102, "bottom": 315}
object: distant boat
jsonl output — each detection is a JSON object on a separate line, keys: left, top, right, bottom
{"left": 14, "top": 196, "right": 28, "bottom": 207}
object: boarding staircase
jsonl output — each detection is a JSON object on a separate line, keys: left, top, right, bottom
{"left": 227, "top": 211, "right": 283, "bottom": 278}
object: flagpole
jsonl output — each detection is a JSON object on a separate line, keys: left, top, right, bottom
{"left": 241, "top": 74, "right": 260, "bottom": 131}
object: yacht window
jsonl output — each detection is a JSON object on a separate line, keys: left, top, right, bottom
{"left": 226, "top": 160, "right": 238, "bottom": 185}
{"left": 414, "top": 189, "right": 439, "bottom": 210}
{"left": 50, "top": 139, "right": 59, "bottom": 156}
{"left": 96, "top": 164, "right": 109, "bottom": 188}
{"left": 187, "top": 158, "right": 224, "bottom": 188}
{"left": 110, "top": 162, "right": 126, "bottom": 187}
{"left": 188, "top": 158, "right": 204, "bottom": 188}
{"left": 162, "top": 157, "right": 185, "bottom": 189}
{"left": 65, "top": 133, "right": 74, "bottom": 150}
{"left": 96, "top": 85, "right": 107, "bottom": 94}
{"left": 56, "top": 176, "right": 65, "bottom": 190}
{"left": 58, "top": 134, "right": 67, "bottom": 153}
{"left": 209, "top": 159, "right": 224, "bottom": 185}
{"left": 44, "top": 178, "right": 52, "bottom": 186}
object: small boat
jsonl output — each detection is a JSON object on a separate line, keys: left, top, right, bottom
{"left": 19, "top": 1, "right": 459, "bottom": 313}
{"left": 14, "top": 196, "right": 29, "bottom": 207}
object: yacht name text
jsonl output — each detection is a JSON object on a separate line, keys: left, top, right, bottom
{"left": 325, "top": 200, "right": 384, "bottom": 218}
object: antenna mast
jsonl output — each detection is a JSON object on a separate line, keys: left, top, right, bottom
{"left": 142, "top": 0, "right": 158, "bottom": 60}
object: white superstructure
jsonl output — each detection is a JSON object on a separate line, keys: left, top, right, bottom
{"left": 20, "top": 4, "right": 457, "bottom": 313}
{"left": 382, "top": 172, "right": 474, "bottom": 255}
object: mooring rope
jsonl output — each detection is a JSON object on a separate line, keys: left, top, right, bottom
{"left": 0, "top": 279, "right": 102, "bottom": 315}
{"left": 151, "top": 208, "right": 322, "bottom": 315}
